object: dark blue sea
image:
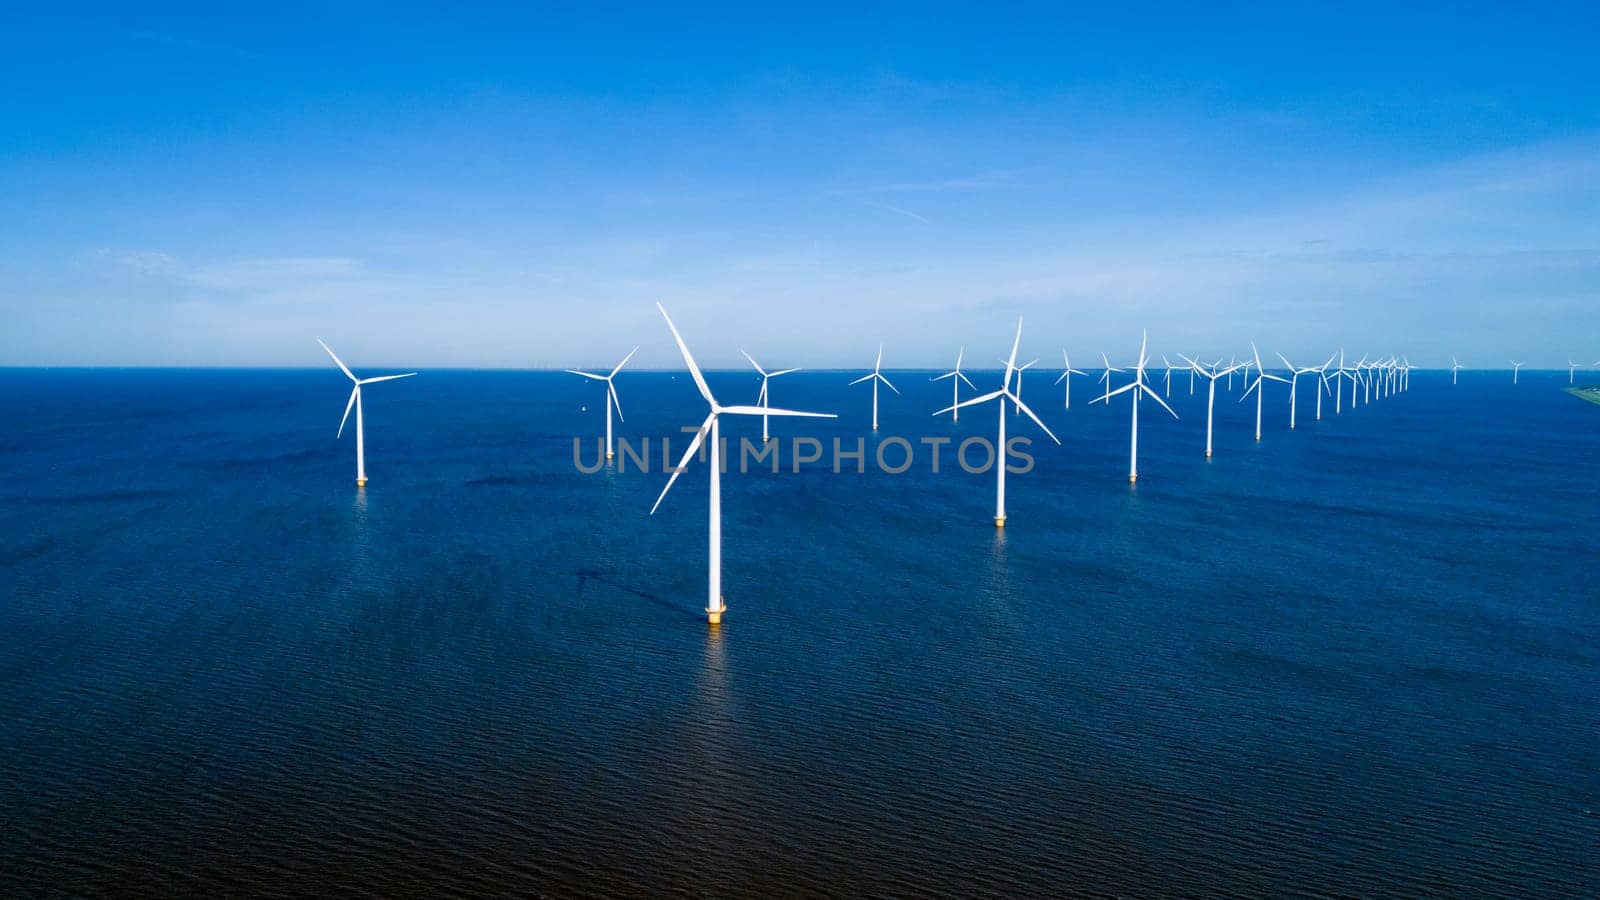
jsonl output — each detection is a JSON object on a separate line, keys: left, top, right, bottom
{"left": 2, "top": 366, "right": 1597, "bottom": 897}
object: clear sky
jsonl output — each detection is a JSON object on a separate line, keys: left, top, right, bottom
{"left": 2, "top": 4, "right": 1597, "bottom": 368}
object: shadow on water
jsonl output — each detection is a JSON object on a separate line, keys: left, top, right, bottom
{"left": 576, "top": 567, "right": 695, "bottom": 619}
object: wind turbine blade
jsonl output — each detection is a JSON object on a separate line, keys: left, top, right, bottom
{"left": 318, "top": 339, "right": 358, "bottom": 382}
{"left": 565, "top": 370, "right": 609, "bottom": 381}
{"left": 740, "top": 349, "right": 766, "bottom": 376}
{"left": 1277, "top": 351, "right": 1295, "bottom": 371}
{"left": 1143, "top": 384, "right": 1179, "bottom": 418}
{"left": 849, "top": 373, "right": 875, "bottom": 386}
{"left": 1091, "top": 382, "right": 1137, "bottom": 404}
{"left": 878, "top": 374, "right": 900, "bottom": 394}
{"left": 1005, "top": 318, "right": 1023, "bottom": 376}
{"left": 958, "top": 372, "right": 976, "bottom": 389}
{"left": 650, "top": 414, "right": 713, "bottom": 515}
{"left": 719, "top": 405, "right": 837, "bottom": 419}
{"left": 934, "top": 389, "right": 1004, "bottom": 417}
{"left": 1007, "top": 392, "right": 1061, "bottom": 444}
{"left": 956, "top": 346, "right": 965, "bottom": 369}
{"left": 1054, "top": 370, "right": 1068, "bottom": 385}
{"left": 1251, "top": 340, "right": 1264, "bottom": 372}
{"left": 657, "top": 303, "right": 715, "bottom": 405}
{"left": 768, "top": 367, "right": 800, "bottom": 377}
{"left": 358, "top": 373, "right": 416, "bottom": 384}
{"left": 875, "top": 344, "right": 884, "bottom": 373}
{"left": 610, "top": 346, "right": 639, "bottom": 378}
{"left": 337, "top": 385, "right": 358, "bottom": 438}
{"left": 932, "top": 371, "right": 957, "bottom": 382}
{"left": 610, "top": 381, "right": 624, "bottom": 422}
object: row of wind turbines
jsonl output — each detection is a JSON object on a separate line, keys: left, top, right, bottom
{"left": 315, "top": 322, "right": 1579, "bottom": 627}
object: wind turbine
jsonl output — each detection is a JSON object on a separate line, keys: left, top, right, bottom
{"left": 935, "top": 318, "right": 1059, "bottom": 526}
{"left": 1053, "top": 350, "right": 1086, "bottom": 409}
{"left": 999, "top": 358, "right": 1037, "bottom": 414}
{"left": 566, "top": 347, "right": 638, "bottom": 459}
{"left": 1570, "top": 360, "right": 1580, "bottom": 384}
{"left": 932, "top": 347, "right": 977, "bottom": 422}
{"left": 1331, "top": 349, "right": 1358, "bottom": 414}
{"left": 1093, "top": 331, "right": 1177, "bottom": 483}
{"left": 651, "top": 304, "right": 836, "bottom": 626}
{"left": 1512, "top": 360, "right": 1524, "bottom": 384}
{"left": 1311, "top": 352, "right": 1336, "bottom": 420}
{"left": 1098, "top": 352, "right": 1124, "bottom": 403}
{"left": 1451, "top": 357, "right": 1462, "bottom": 385}
{"left": 1277, "top": 352, "right": 1332, "bottom": 430}
{"left": 1240, "top": 342, "right": 1290, "bottom": 441}
{"left": 317, "top": 339, "right": 415, "bottom": 488}
{"left": 741, "top": 350, "right": 800, "bottom": 443}
{"left": 850, "top": 345, "right": 899, "bottom": 430}
{"left": 1162, "top": 355, "right": 1176, "bottom": 397}
{"left": 1180, "top": 355, "right": 1243, "bottom": 458}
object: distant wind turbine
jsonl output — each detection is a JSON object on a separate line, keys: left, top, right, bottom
{"left": 1240, "top": 342, "right": 1290, "bottom": 441}
{"left": 850, "top": 345, "right": 899, "bottom": 430}
{"left": 318, "top": 339, "right": 415, "bottom": 488}
{"left": 1570, "top": 360, "right": 1580, "bottom": 384}
{"left": 936, "top": 318, "right": 1060, "bottom": 526}
{"left": 651, "top": 304, "right": 836, "bottom": 626}
{"left": 567, "top": 347, "right": 638, "bottom": 459}
{"left": 1098, "top": 352, "right": 1124, "bottom": 403}
{"left": 1180, "top": 355, "right": 1243, "bottom": 458}
{"left": 932, "top": 347, "right": 977, "bottom": 422}
{"left": 741, "top": 350, "right": 800, "bottom": 443}
{"left": 1451, "top": 357, "right": 1462, "bottom": 385}
{"left": 998, "top": 358, "right": 1037, "bottom": 414}
{"left": 1093, "top": 331, "right": 1177, "bottom": 483}
{"left": 1053, "top": 350, "right": 1086, "bottom": 409}
{"left": 1512, "top": 360, "right": 1524, "bottom": 384}
{"left": 1278, "top": 351, "right": 1334, "bottom": 430}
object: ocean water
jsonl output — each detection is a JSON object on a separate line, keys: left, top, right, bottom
{"left": 1, "top": 366, "right": 1596, "bottom": 897}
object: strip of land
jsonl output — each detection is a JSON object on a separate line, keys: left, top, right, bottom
{"left": 1565, "top": 387, "right": 1600, "bottom": 406}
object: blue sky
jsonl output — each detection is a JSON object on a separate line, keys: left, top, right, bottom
{"left": 2, "top": 4, "right": 1598, "bottom": 368}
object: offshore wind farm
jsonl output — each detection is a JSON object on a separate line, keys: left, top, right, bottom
{"left": 4, "top": 5, "right": 1600, "bottom": 899}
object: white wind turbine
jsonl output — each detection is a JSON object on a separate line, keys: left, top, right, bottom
{"left": 1000, "top": 357, "right": 1037, "bottom": 414}
{"left": 1162, "top": 355, "right": 1177, "bottom": 397}
{"left": 1512, "top": 360, "right": 1524, "bottom": 384}
{"left": 935, "top": 318, "right": 1059, "bottom": 526}
{"left": 1569, "top": 360, "right": 1580, "bottom": 384}
{"left": 1330, "top": 349, "right": 1358, "bottom": 414}
{"left": 932, "top": 347, "right": 977, "bottom": 422}
{"left": 850, "top": 345, "right": 899, "bottom": 430}
{"left": 1451, "top": 357, "right": 1462, "bottom": 385}
{"left": 1098, "top": 352, "right": 1124, "bottom": 403}
{"left": 1240, "top": 342, "right": 1290, "bottom": 441}
{"left": 651, "top": 304, "right": 836, "bottom": 626}
{"left": 1053, "top": 350, "right": 1086, "bottom": 409}
{"left": 318, "top": 339, "right": 416, "bottom": 488}
{"left": 1180, "top": 355, "right": 1243, "bottom": 458}
{"left": 1277, "top": 351, "right": 1333, "bottom": 430}
{"left": 566, "top": 347, "right": 638, "bottom": 459}
{"left": 1093, "top": 331, "right": 1177, "bottom": 483}
{"left": 741, "top": 350, "right": 800, "bottom": 443}
{"left": 1311, "top": 352, "right": 1336, "bottom": 421}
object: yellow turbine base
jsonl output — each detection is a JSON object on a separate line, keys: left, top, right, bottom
{"left": 994, "top": 516, "right": 1006, "bottom": 528}
{"left": 1129, "top": 474, "right": 1138, "bottom": 484}
{"left": 707, "top": 602, "right": 724, "bottom": 626}
{"left": 1205, "top": 450, "right": 1212, "bottom": 458}
{"left": 357, "top": 478, "right": 367, "bottom": 487}
{"left": 606, "top": 451, "right": 614, "bottom": 459}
